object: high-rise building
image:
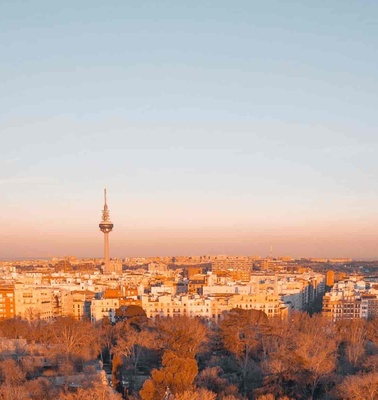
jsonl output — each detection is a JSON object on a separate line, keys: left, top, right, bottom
{"left": 99, "top": 189, "right": 114, "bottom": 273}
{"left": 326, "top": 270, "right": 335, "bottom": 287}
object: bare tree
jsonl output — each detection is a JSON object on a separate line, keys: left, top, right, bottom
{"left": 115, "top": 328, "right": 156, "bottom": 375}
{"left": 294, "top": 330, "right": 337, "bottom": 398}
{"left": 0, "top": 359, "right": 29, "bottom": 400}
{"left": 195, "top": 366, "right": 228, "bottom": 394}
{"left": 337, "top": 319, "right": 367, "bottom": 372}
{"left": 258, "top": 313, "right": 337, "bottom": 399}
{"left": 337, "top": 372, "right": 378, "bottom": 400}
{"left": 96, "top": 318, "right": 117, "bottom": 364}
{"left": 0, "top": 385, "right": 30, "bottom": 400}
{"left": 139, "top": 351, "right": 198, "bottom": 400}
{"left": 175, "top": 388, "right": 217, "bottom": 400}
{"left": 25, "top": 377, "right": 57, "bottom": 400}
{"left": 0, "top": 318, "right": 30, "bottom": 340}
{"left": 58, "top": 380, "right": 122, "bottom": 400}
{"left": 0, "top": 358, "right": 26, "bottom": 385}
{"left": 219, "top": 308, "right": 267, "bottom": 393}
{"left": 48, "top": 317, "right": 99, "bottom": 364}
{"left": 155, "top": 316, "right": 209, "bottom": 359}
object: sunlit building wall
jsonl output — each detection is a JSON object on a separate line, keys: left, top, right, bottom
{"left": 140, "top": 292, "right": 287, "bottom": 321}
{"left": 14, "top": 284, "right": 54, "bottom": 320}
{"left": 326, "top": 270, "right": 335, "bottom": 287}
{"left": 321, "top": 279, "right": 377, "bottom": 321}
{"left": 0, "top": 286, "right": 15, "bottom": 320}
{"left": 90, "top": 298, "right": 120, "bottom": 323}
{"left": 72, "top": 290, "right": 94, "bottom": 320}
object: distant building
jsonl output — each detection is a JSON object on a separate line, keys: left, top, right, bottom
{"left": 72, "top": 290, "right": 95, "bottom": 320}
{"left": 259, "top": 259, "right": 285, "bottom": 271}
{"left": 322, "top": 278, "right": 378, "bottom": 321}
{"left": 148, "top": 262, "right": 168, "bottom": 274}
{"left": 212, "top": 256, "right": 252, "bottom": 273}
{"left": 326, "top": 270, "right": 335, "bottom": 287}
{"left": 0, "top": 285, "right": 15, "bottom": 320}
{"left": 141, "top": 292, "right": 288, "bottom": 322}
{"left": 361, "top": 294, "right": 378, "bottom": 319}
{"left": 104, "top": 258, "right": 123, "bottom": 274}
{"left": 323, "top": 292, "right": 361, "bottom": 321}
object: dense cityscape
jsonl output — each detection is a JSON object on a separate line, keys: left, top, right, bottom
{"left": 1, "top": 192, "right": 378, "bottom": 399}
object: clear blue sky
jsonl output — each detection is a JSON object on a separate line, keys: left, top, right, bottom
{"left": 1, "top": 1, "right": 378, "bottom": 259}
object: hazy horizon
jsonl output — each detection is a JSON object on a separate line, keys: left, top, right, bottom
{"left": 2, "top": 1, "right": 378, "bottom": 260}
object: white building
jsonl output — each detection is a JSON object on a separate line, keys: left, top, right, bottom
{"left": 14, "top": 284, "right": 55, "bottom": 320}
{"left": 90, "top": 298, "right": 120, "bottom": 323}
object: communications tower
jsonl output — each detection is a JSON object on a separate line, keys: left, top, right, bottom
{"left": 99, "top": 188, "right": 114, "bottom": 270}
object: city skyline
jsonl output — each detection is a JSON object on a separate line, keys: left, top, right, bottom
{"left": 2, "top": 1, "right": 378, "bottom": 259}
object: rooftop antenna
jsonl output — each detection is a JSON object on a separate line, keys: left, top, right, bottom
{"left": 101, "top": 188, "right": 110, "bottom": 222}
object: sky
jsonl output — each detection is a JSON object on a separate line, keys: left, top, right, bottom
{"left": 1, "top": 1, "right": 378, "bottom": 260}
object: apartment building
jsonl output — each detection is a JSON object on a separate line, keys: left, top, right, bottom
{"left": 72, "top": 290, "right": 95, "bottom": 320}
{"left": 141, "top": 292, "right": 288, "bottom": 322}
{"left": 228, "top": 294, "right": 288, "bottom": 318}
{"left": 322, "top": 279, "right": 378, "bottom": 321}
{"left": 90, "top": 298, "right": 120, "bottom": 323}
{"left": 0, "top": 285, "right": 15, "bottom": 320}
{"left": 361, "top": 294, "right": 378, "bottom": 319}
{"left": 53, "top": 288, "right": 74, "bottom": 317}
{"left": 14, "top": 284, "right": 55, "bottom": 320}
{"left": 212, "top": 256, "right": 252, "bottom": 274}
{"left": 90, "top": 287, "right": 141, "bottom": 322}
{"left": 322, "top": 292, "right": 361, "bottom": 321}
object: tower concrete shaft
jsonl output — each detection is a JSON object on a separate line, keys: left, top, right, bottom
{"left": 104, "top": 230, "right": 110, "bottom": 266}
{"left": 99, "top": 189, "right": 114, "bottom": 270}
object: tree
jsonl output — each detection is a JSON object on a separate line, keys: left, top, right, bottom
{"left": 115, "top": 305, "right": 147, "bottom": 321}
{"left": 293, "top": 329, "right": 337, "bottom": 398}
{"left": 0, "top": 359, "right": 29, "bottom": 400}
{"left": 337, "top": 372, "right": 378, "bottom": 400}
{"left": 0, "top": 385, "right": 30, "bottom": 400}
{"left": 0, "top": 318, "right": 30, "bottom": 340}
{"left": 257, "top": 313, "right": 338, "bottom": 399}
{"left": 0, "top": 358, "right": 26, "bottom": 385}
{"left": 175, "top": 388, "right": 217, "bottom": 400}
{"left": 58, "top": 380, "right": 123, "bottom": 400}
{"left": 195, "top": 366, "right": 227, "bottom": 393}
{"left": 155, "top": 316, "right": 209, "bottom": 359}
{"left": 219, "top": 308, "right": 267, "bottom": 393}
{"left": 111, "top": 315, "right": 159, "bottom": 394}
{"left": 220, "top": 308, "right": 267, "bottom": 357}
{"left": 115, "top": 328, "right": 156, "bottom": 375}
{"left": 25, "top": 377, "right": 57, "bottom": 400}
{"left": 47, "top": 316, "right": 99, "bottom": 365}
{"left": 337, "top": 319, "right": 367, "bottom": 372}
{"left": 96, "top": 318, "right": 117, "bottom": 364}
{"left": 258, "top": 317, "right": 293, "bottom": 396}
{"left": 367, "top": 317, "right": 378, "bottom": 346}
{"left": 139, "top": 351, "right": 198, "bottom": 400}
